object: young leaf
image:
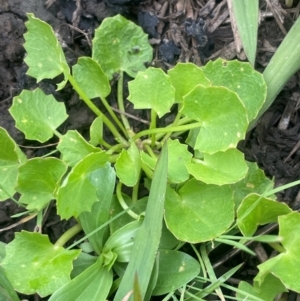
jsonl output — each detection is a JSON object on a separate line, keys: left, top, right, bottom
{"left": 78, "top": 163, "right": 115, "bottom": 254}
{"left": 165, "top": 179, "right": 234, "bottom": 243}
{"left": 168, "top": 62, "right": 210, "bottom": 103}
{"left": 24, "top": 13, "right": 70, "bottom": 90}
{"left": 202, "top": 59, "right": 266, "bottom": 122}
{"left": 56, "top": 152, "right": 110, "bottom": 219}
{"left": 231, "top": 161, "right": 275, "bottom": 208}
{"left": 16, "top": 157, "right": 67, "bottom": 210}
{"left": 255, "top": 212, "right": 300, "bottom": 293}
{"left": 89, "top": 116, "right": 104, "bottom": 146}
{"left": 152, "top": 250, "right": 200, "bottom": 296}
{"left": 92, "top": 14, "right": 153, "bottom": 79}
{"left": 103, "top": 220, "right": 143, "bottom": 263}
{"left": 57, "top": 130, "right": 103, "bottom": 167}
{"left": 237, "top": 193, "right": 292, "bottom": 236}
{"left": 48, "top": 256, "right": 113, "bottom": 301}
{"left": 168, "top": 139, "right": 192, "bottom": 183}
{"left": 1, "top": 231, "right": 80, "bottom": 297}
{"left": 9, "top": 88, "right": 68, "bottom": 142}
{"left": 115, "top": 143, "right": 141, "bottom": 187}
{"left": 128, "top": 67, "right": 175, "bottom": 118}
{"left": 237, "top": 274, "right": 287, "bottom": 301}
{"left": 72, "top": 57, "right": 111, "bottom": 99}
{"left": 0, "top": 127, "right": 26, "bottom": 201}
{"left": 231, "top": 0, "right": 259, "bottom": 67}
{"left": 187, "top": 149, "right": 248, "bottom": 185}
{"left": 181, "top": 85, "right": 248, "bottom": 154}
{"left": 114, "top": 144, "right": 168, "bottom": 301}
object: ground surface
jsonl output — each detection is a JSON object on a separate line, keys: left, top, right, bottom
{"left": 1, "top": 0, "right": 300, "bottom": 300}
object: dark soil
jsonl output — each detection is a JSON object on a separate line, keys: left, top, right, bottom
{"left": 1, "top": 0, "right": 300, "bottom": 300}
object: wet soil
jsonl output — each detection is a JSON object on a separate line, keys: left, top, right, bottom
{"left": 1, "top": 0, "right": 300, "bottom": 300}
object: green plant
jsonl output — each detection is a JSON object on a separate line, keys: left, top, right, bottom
{"left": 0, "top": 13, "right": 300, "bottom": 301}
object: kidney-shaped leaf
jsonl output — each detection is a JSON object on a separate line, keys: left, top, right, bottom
{"left": 187, "top": 149, "right": 248, "bottom": 185}
{"left": 255, "top": 212, "right": 300, "bottom": 293}
{"left": 92, "top": 14, "right": 153, "bottom": 79}
{"left": 9, "top": 88, "right": 68, "bottom": 142}
{"left": 237, "top": 274, "right": 287, "bottom": 301}
{"left": 57, "top": 152, "right": 110, "bottom": 219}
{"left": 1, "top": 231, "right": 80, "bottom": 297}
{"left": 237, "top": 193, "right": 292, "bottom": 236}
{"left": 165, "top": 179, "right": 234, "bottom": 243}
{"left": 0, "top": 127, "right": 26, "bottom": 201}
{"left": 202, "top": 59, "right": 266, "bottom": 122}
{"left": 231, "top": 161, "right": 275, "bottom": 208}
{"left": 57, "top": 130, "right": 103, "bottom": 167}
{"left": 152, "top": 249, "right": 200, "bottom": 296}
{"left": 168, "top": 62, "right": 210, "bottom": 103}
{"left": 16, "top": 157, "right": 67, "bottom": 210}
{"left": 128, "top": 67, "right": 175, "bottom": 118}
{"left": 181, "top": 85, "right": 248, "bottom": 154}
{"left": 24, "top": 14, "right": 70, "bottom": 90}
{"left": 72, "top": 57, "right": 111, "bottom": 99}
{"left": 168, "top": 139, "right": 192, "bottom": 183}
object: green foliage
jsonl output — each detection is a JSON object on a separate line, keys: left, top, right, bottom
{"left": 1, "top": 13, "right": 299, "bottom": 301}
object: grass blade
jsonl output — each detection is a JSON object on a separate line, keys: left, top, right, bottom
{"left": 114, "top": 144, "right": 168, "bottom": 301}
{"left": 231, "top": 0, "right": 259, "bottom": 66}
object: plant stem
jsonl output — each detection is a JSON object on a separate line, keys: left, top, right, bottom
{"left": 150, "top": 109, "right": 157, "bottom": 147}
{"left": 54, "top": 223, "right": 82, "bottom": 247}
{"left": 117, "top": 71, "right": 133, "bottom": 138}
{"left": 160, "top": 105, "right": 182, "bottom": 144}
{"left": 116, "top": 182, "right": 139, "bottom": 219}
{"left": 68, "top": 74, "right": 128, "bottom": 146}
{"left": 268, "top": 242, "right": 286, "bottom": 253}
{"left": 100, "top": 96, "right": 128, "bottom": 137}
{"left": 131, "top": 122, "right": 202, "bottom": 141}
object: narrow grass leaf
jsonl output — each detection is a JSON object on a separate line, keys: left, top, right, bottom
{"left": 231, "top": 0, "right": 259, "bottom": 66}
{"left": 49, "top": 256, "right": 112, "bottom": 301}
{"left": 251, "top": 17, "right": 300, "bottom": 128}
{"left": 114, "top": 144, "right": 168, "bottom": 301}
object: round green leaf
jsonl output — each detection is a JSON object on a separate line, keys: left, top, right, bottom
{"left": 0, "top": 127, "right": 26, "bottom": 201}
{"left": 165, "top": 179, "right": 234, "bottom": 243}
{"left": 16, "top": 157, "right": 67, "bottom": 210}
{"left": 57, "top": 130, "right": 103, "bottom": 167}
{"left": 72, "top": 57, "right": 111, "bottom": 99}
{"left": 9, "top": 88, "right": 68, "bottom": 142}
{"left": 24, "top": 13, "right": 70, "bottom": 90}
{"left": 231, "top": 161, "right": 275, "bottom": 208}
{"left": 237, "top": 193, "right": 292, "bottom": 236}
{"left": 168, "top": 62, "right": 210, "bottom": 103}
{"left": 182, "top": 85, "right": 248, "bottom": 154}
{"left": 152, "top": 250, "right": 200, "bottom": 296}
{"left": 186, "top": 149, "right": 248, "bottom": 185}
{"left": 128, "top": 67, "right": 175, "bottom": 118}
{"left": 92, "top": 14, "right": 153, "bottom": 79}
{"left": 255, "top": 212, "right": 300, "bottom": 293}
{"left": 168, "top": 139, "right": 192, "bottom": 183}
{"left": 1, "top": 231, "right": 80, "bottom": 297}
{"left": 57, "top": 152, "right": 110, "bottom": 219}
{"left": 202, "top": 59, "right": 266, "bottom": 122}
